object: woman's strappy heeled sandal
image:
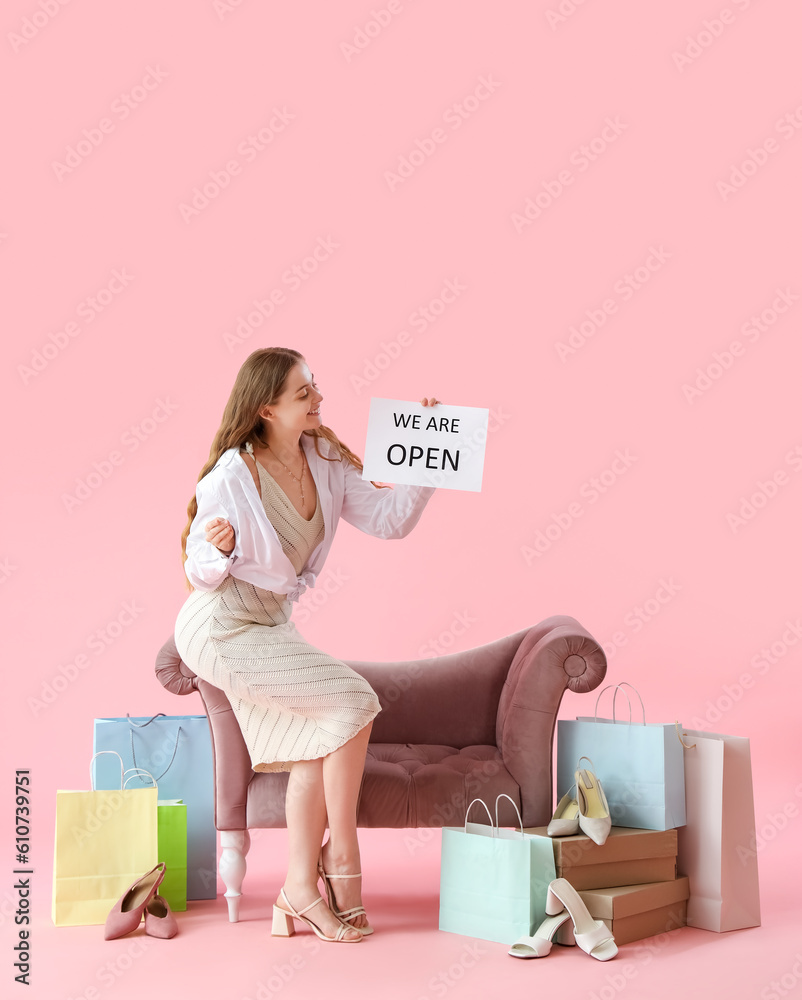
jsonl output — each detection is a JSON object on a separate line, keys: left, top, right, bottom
{"left": 271, "top": 888, "right": 363, "bottom": 943}
{"left": 317, "top": 852, "right": 374, "bottom": 935}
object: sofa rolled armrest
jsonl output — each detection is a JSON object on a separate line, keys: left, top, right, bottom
{"left": 155, "top": 634, "right": 255, "bottom": 831}
{"left": 155, "top": 636, "right": 199, "bottom": 696}
{"left": 495, "top": 615, "right": 607, "bottom": 827}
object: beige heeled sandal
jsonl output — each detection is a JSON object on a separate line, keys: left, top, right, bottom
{"left": 317, "top": 853, "right": 374, "bottom": 935}
{"left": 271, "top": 888, "right": 363, "bottom": 943}
{"left": 575, "top": 756, "right": 612, "bottom": 846}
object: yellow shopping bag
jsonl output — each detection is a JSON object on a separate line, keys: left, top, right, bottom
{"left": 52, "top": 752, "right": 158, "bottom": 926}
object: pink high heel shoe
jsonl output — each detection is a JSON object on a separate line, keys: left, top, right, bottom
{"left": 144, "top": 894, "right": 178, "bottom": 938}
{"left": 104, "top": 863, "right": 166, "bottom": 940}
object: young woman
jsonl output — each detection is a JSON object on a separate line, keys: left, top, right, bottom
{"left": 175, "top": 347, "right": 440, "bottom": 943}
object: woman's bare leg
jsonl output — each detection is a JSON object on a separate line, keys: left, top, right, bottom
{"left": 320, "top": 720, "right": 373, "bottom": 931}
{"left": 280, "top": 757, "right": 361, "bottom": 940}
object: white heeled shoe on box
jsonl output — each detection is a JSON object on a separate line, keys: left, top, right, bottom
{"left": 547, "top": 785, "right": 580, "bottom": 837}
{"left": 547, "top": 878, "right": 618, "bottom": 961}
{"left": 575, "top": 757, "right": 611, "bottom": 846}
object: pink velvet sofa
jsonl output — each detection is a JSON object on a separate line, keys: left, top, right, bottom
{"left": 155, "top": 614, "right": 606, "bottom": 920}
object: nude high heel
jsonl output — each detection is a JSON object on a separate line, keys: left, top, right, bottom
{"left": 575, "top": 757, "right": 612, "bottom": 846}
{"left": 547, "top": 784, "right": 580, "bottom": 837}
{"left": 271, "top": 888, "right": 363, "bottom": 943}
{"left": 317, "top": 851, "right": 374, "bottom": 935}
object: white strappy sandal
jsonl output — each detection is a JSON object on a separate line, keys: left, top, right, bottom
{"left": 271, "top": 887, "right": 363, "bottom": 943}
{"left": 317, "top": 852, "right": 374, "bottom": 935}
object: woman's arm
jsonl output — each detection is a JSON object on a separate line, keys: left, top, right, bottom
{"left": 183, "top": 479, "right": 240, "bottom": 591}
{"left": 185, "top": 466, "right": 308, "bottom": 595}
{"left": 339, "top": 456, "right": 436, "bottom": 540}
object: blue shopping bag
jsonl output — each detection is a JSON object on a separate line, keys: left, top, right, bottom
{"left": 556, "top": 683, "right": 686, "bottom": 831}
{"left": 439, "top": 795, "right": 557, "bottom": 945}
{"left": 93, "top": 715, "right": 216, "bottom": 900}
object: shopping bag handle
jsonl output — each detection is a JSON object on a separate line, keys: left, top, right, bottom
{"left": 89, "top": 750, "right": 125, "bottom": 791}
{"left": 123, "top": 767, "right": 157, "bottom": 788}
{"left": 593, "top": 682, "right": 646, "bottom": 724}
{"left": 463, "top": 797, "right": 495, "bottom": 834}
{"left": 126, "top": 712, "right": 167, "bottom": 728}
{"left": 494, "top": 793, "right": 525, "bottom": 836}
{"left": 129, "top": 725, "right": 185, "bottom": 782}
{"left": 675, "top": 720, "right": 696, "bottom": 749}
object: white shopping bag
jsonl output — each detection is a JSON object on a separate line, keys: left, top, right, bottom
{"left": 676, "top": 726, "right": 761, "bottom": 932}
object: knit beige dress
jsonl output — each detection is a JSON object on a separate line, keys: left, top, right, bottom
{"left": 174, "top": 443, "right": 382, "bottom": 772}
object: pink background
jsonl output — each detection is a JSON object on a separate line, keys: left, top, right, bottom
{"left": 3, "top": 1, "right": 801, "bottom": 996}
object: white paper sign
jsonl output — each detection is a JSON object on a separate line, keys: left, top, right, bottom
{"left": 361, "top": 397, "right": 489, "bottom": 492}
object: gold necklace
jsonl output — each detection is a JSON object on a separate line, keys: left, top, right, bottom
{"left": 266, "top": 444, "right": 307, "bottom": 508}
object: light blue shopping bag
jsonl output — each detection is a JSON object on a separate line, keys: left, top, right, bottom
{"left": 93, "top": 715, "right": 216, "bottom": 900}
{"left": 556, "top": 683, "right": 686, "bottom": 831}
{"left": 439, "top": 794, "right": 557, "bottom": 945}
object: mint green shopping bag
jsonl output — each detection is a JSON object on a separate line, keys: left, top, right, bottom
{"left": 157, "top": 800, "right": 187, "bottom": 912}
{"left": 439, "top": 795, "right": 556, "bottom": 945}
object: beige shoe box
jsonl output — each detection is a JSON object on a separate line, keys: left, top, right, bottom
{"left": 576, "top": 877, "right": 689, "bottom": 945}
{"left": 523, "top": 826, "right": 678, "bottom": 890}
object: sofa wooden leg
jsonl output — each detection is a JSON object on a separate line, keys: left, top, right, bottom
{"left": 220, "top": 829, "right": 251, "bottom": 922}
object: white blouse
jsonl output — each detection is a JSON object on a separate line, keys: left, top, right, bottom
{"left": 183, "top": 433, "right": 437, "bottom": 600}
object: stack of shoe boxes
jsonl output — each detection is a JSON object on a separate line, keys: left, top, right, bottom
{"left": 523, "top": 826, "right": 689, "bottom": 945}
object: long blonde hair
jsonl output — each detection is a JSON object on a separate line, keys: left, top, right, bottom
{"left": 180, "top": 347, "right": 381, "bottom": 590}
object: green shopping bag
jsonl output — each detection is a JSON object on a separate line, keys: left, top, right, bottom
{"left": 439, "top": 794, "right": 556, "bottom": 945}
{"left": 157, "top": 800, "right": 187, "bottom": 912}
